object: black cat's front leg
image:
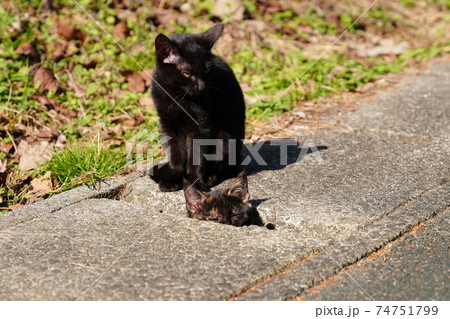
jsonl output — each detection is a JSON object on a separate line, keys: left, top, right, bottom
{"left": 186, "top": 134, "right": 210, "bottom": 191}
{"left": 221, "top": 136, "right": 242, "bottom": 180}
{"left": 205, "top": 131, "right": 242, "bottom": 186}
{"left": 149, "top": 134, "right": 185, "bottom": 192}
{"left": 150, "top": 164, "right": 183, "bottom": 192}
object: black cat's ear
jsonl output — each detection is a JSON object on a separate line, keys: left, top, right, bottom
{"left": 183, "top": 180, "right": 209, "bottom": 215}
{"left": 226, "top": 171, "right": 249, "bottom": 203}
{"left": 155, "top": 34, "right": 181, "bottom": 64}
{"left": 200, "top": 24, "right": 224, "bottom": 48}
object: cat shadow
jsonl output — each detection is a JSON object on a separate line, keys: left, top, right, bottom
{"left": 248, "top": 198, "right": 275, "bottom": 229}
{"left": 249, "top": 198, "right": 270, "bottom": 209}
{"left": 241, "top": 139, "right": 328, "bottom": 176}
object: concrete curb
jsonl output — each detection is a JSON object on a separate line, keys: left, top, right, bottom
{"left": 236, "top": 182, "right": 449, "bottom": 300}
{"left": 0, "top": 173, "right": 138, "bottom": 230}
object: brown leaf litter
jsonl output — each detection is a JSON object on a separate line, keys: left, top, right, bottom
{"left": 33, "top": 67, "right": 59, "bottom": 93}
{"left": 122, "top": 70, "right": 147, "bottom": 92}
{"left": 57, "top": 19, "right": 86, "bottom": 41}
{"left": 113, "top": 21, "right": 131, "bottom": 39}
{"left": 15, "top": 42, "right": 40, "bottom": 62}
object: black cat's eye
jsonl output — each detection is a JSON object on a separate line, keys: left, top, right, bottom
{"left": 182, "top": 72, "right": 191, "bottom": 78}
{"left": 204, "top": 68, "right": 211, "bottom": 74}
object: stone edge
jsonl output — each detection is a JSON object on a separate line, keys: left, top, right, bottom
{"left": 235, "top": 182, "right": 450, "bottom": 300}
{"left": 0, "top": 173, "right": 139, "bottom": 230}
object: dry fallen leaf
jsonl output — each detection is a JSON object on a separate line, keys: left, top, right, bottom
{"left": 140, "top": 69, "right": 153, "bottom": 87}
{"left": 244, "top": 20, "right": 267, "bottom": 33}
{"left": 1, "top": 143, "right": 13, "bottom": 155}
{"left": 148, "top": 10, "right": 179, "bottom": 32}
{"left": 34, "top": 95, "right": 77, "bottom": 117}
{"left": 255, "top": 0, "right": 283, "bottom": 15}
{"left": 112, "top": 123, "right": 124, "bottom": 137}
{"left": 123, "top": 70, "right": 145, "bottom": 92}
{"left": 15, "top": 42, "right": 40, "bottom": 61}
{"left": 29, "top": 171, "right": 53, "bottom": 196}
{"left": 37, "top": 127, "right": 59, "bottom": 140}
{"left": 109, "top": 114, "right": 136, "bottom": 127}
{"left": 355, "top": 39, "right": 411, "bottom": 58}
{"left": 213, "top": 0, "right": 245, "bottom": 21}
{"left": 54, "top": 105, "right": 77, "bottom": 118}
{"left": 33, "top": 67, "right": 59, "bottom": 93}
{"left": 134, "top": 112, "right": 145, "bottom": 125}
{"left": 47, "top": 40, "right": 78, "bottom": 60}
{"left": 57, "top": 19, "right": 86, "bottom": 41}
{"left": 0, "top": 159, "right": 7, "bottom": 173}
{"left": 113, "top": 21, "right": 131, "bottom": 39}
{"left": 131, "top": 44, "right": 146, "bottom": 54}
{"left": 17, "top": 140, "right": 54, "bottom": 171}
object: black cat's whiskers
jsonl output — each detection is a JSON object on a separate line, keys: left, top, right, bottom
{"left": 180, "top": 92, "right": 189, "bottom": 101}
{"left": 72, "top": 0, "right": 200, "bottom": 126}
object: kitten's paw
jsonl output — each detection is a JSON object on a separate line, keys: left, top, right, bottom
{"left": 194, "top": 181, "right": 208, "bottom": 192}
{"left": 158, "top": 180, "right": 182, "bottom": 192}
{"left": 206, "top": 175, "right": 218, "bottom": 187}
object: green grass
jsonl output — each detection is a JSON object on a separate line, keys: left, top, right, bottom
{"left": 232, "top": 41, "right": 449, "bottom": 120}
{"left": 44, "top": 141, "right": 128, "bottom": 192}
{"left": 0, "top": 0, "right": 449, "bottom": 206}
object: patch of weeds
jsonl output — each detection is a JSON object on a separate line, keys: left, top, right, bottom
{"left": 0, "top": 7, "right": 15, "bottom": 35}
{"left": 303, "top": 6, "right": 338, "bottom": 35}
{"left": 242, "top": 0, "right": 259, "bottom": 17}
{"left": 368, "top": 7, "right": 399, "bottom": 28}
{"left": 271, "top": 9, "right": 298, "bottom": 25}
{"left": 400, "top": 42, "right": 450, "bottom": 61}
{"left": 192, "top": 0, "right": 214, "bottom": 18}
{"left": 400, "top": 0, "right": 416, "bottom": 7}
{"left": 1, "top": 0, "right": 448, "bottom": 207}
{"left": 0, "top": 166, "right": 36, "bottom": 213}
{"left": 233, "top": 40, "right": 449, "bottom": 120}
{"left": 339, "top": 12, "right": 363, "bottom": 33}
{"left": 44, "top": 142, "right": 128, "bottom": 192}
{"left": 431, "top": 0, "right": 450, "bottom": 10}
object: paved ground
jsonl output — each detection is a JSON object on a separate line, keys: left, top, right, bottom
{"left": 301, "top": 210, "right": 449, "bottom": 301}
{"left": 0, "top": 60, "right": 449, "bottom": 300}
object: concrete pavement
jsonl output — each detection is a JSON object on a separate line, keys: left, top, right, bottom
{"left": 301, "top": 210, "right": 449, "bottom": 301}
{"left": 0, "top": 60, "right": 449, "bottom": 300}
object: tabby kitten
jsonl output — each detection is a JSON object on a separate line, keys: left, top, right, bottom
{"left": 183, "top": 171, "right": 275, "bottom": 229}
{"left": 150, "top": 24, "right": 245, "bottom": 192}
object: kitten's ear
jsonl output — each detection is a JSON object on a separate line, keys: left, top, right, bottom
{"left": 155, "top": 34, "right": 181, "bottom": 64}
{"left": 200, "top": 24, "right": 224, "bottom": 48}
{"left": 183, "top": 180, "right": 209, "bottom": 215}
{"left": 226, "top": 171, "right": 249, "bottom": 203}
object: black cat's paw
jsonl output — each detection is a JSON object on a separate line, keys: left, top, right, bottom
{"left": 149, "top": 164, "right": 163, "bottom": 182}
{"left": 158, "top": 180, "right": 182, "bottom": 192}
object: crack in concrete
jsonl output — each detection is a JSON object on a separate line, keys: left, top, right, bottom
{"left": 233, "top": 182, "right": 450, "bottom": 300}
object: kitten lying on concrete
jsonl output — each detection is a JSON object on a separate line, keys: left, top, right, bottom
{"left": 183, "top": 171, "right": 275, "bottom": 229}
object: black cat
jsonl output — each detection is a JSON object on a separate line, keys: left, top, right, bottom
{"left": 150, "top": 24, "right": 245, "bottom": 192}
{"left": 183, "top": 171, "right": 275, "bottom": 228}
